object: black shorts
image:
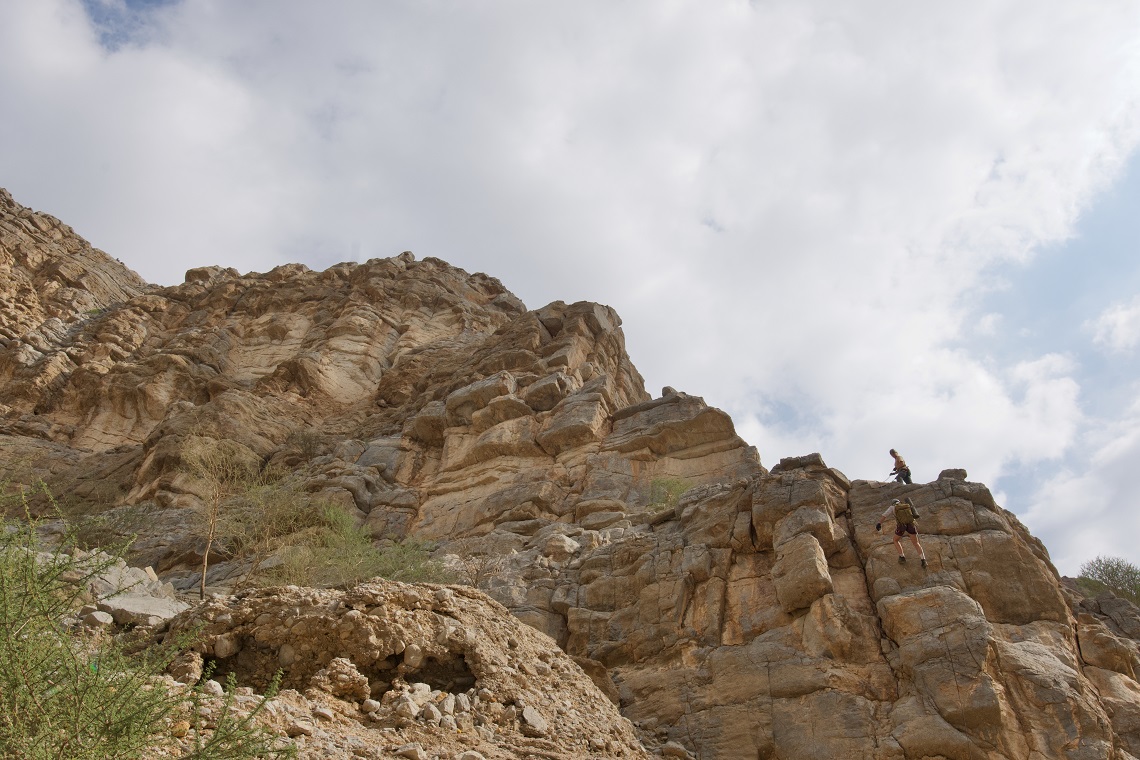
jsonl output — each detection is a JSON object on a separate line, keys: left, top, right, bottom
{"left": 894, "top": 523, "right": 917, "bottom": 536}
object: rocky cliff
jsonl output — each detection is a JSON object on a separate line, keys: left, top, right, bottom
{"left": 3, "top": 187, "right": 1140, "bottom": 759}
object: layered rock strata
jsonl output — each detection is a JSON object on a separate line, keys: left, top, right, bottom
{"left": 0, "top": 188, "right": 148, "bottom": 351}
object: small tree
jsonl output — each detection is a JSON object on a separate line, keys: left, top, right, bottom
{"left": 224, "top": 476, "right": 328, "bottom": 593}
{"left": 456, "top": 552, "right": 508, "bottom": 588}
{"left": 181, "top": 436, "right": 261, "bottom": 600}
{"left": 1078, "top": 555, "right": 1140, "bottom": 605}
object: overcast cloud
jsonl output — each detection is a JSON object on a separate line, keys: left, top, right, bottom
{"left": 3, "top": 0, "right": 1140, "bottom": 574}
{"left": 1089, "top": 296, "right": 1140, "bottom": 353}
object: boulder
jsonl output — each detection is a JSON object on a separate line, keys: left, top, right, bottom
{"left": 771, "top": 533, "right": 833, "bottom": 613}
{"left": 537, "top": 394, "right": 609, "bottom": 455}
{"left": 524, "top": 371, "right": 581, "bottom": 412}
{"left": 310, "top": 657, "right": 371, "bottom": 702}
{"left": 97, "top": 594, "right": 189, "bottom": 628}
{"left": 878, "top": 586, "right": 1001, "bottom": 735}
{"left": 445, "top": 372, "right": 517, "bottom": 424}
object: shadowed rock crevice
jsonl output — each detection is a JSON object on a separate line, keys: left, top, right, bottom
{"left": 843, "top": 492, "right": 888, "bottom": 648}
{"left": 408, "top": 653, "right": 477, "bottom": 694}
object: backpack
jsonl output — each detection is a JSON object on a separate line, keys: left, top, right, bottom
{"left": 894, "top": 501, "right": 917, "bottom": 525}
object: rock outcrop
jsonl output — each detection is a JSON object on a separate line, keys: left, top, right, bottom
{"left": 163, "top": 578, "right": 650, "bottom": 759}
{"left": 0, "top": 188, "right": 148, "bottom": 349}
{"left": 4, "top": 187, "right": 1140, "bottom": 759}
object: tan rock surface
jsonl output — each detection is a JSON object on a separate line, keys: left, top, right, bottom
{"left": 0, "top": 188, "right": 148, "bottom": 350}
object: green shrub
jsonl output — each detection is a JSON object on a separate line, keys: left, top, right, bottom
{"left": 366, "top": 539, "right": 454, "bottom": 584}
{"left": 0, "top": 469, "right": 129, "bottom": 544}
{"left": 269, "top": 505, "right": 451, "bottom": 587}
{"left": 71, "top": 504, "right": 149, "bottom": 551}
{"left": 183, "top": 669, "right": 293, "bottom": 759}
{"left": 649, "top": 477, "right": 691, "bottom": 512}
{"left": 2, "top": 473, "right": 60, "bottom": 519}
{"left": 1078, "top": 555, "right": 1140, "bottom": 605}
{"left": 223, "top": 479, "right": 331, "bottom": 590}
{"left": 0, "top": 517, "right": 293, "bottom": 759}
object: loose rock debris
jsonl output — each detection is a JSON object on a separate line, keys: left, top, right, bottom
{"left": 162, "top": 578, "right": 650, "bottom": 759}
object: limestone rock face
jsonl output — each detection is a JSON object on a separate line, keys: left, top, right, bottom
{"left": 0, "top": 188, "right": 148, "bottom": 351}
{"left": 5, "top": 187, "right": 1140, "bottom": 759}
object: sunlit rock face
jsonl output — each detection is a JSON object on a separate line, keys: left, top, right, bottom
{"left": 4, "top": 186, "right": 1140, "bottom": 759}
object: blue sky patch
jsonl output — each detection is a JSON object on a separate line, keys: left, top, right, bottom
{"left": 972, "top": 152, "right": 1140, "bottom": 419}
{"left": 80, "top": 0, "right": 180, "bottom": 51}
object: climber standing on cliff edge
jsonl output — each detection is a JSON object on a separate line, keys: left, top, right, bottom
{"left": 877, "top": 498, "right": 927, "bottom": 568}
{"left": 889, "top": 448, "right": 912, "bottom": 484}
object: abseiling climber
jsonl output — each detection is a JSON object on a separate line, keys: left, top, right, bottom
{"left": 877, "top": 497, "right": 927, "bottom": 568}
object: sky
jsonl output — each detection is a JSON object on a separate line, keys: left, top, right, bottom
{"left": 2, "top": 0, "right": 1140, "bottom": 575}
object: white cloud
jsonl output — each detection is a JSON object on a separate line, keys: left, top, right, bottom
{"left": 974, "top": 313, "right": 1003, "bottom": 336}
{"left": 3, "top": 0, "right": 1140, "bottom": 571}
{"left": 735, "top": 347, "right": 1081, "bottom": 487}
{"left": 1087, "top": 295, "right": 1140, "bottom": 353}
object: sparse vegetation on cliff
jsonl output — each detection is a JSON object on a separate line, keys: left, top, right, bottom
{"left": 178, "top": 435, "right": 452, "bottom": 589}
{"left": 648, "top": 477, "right": 690, "bottom": 513}
{"left": 269, "top": 505, "right": 451, "bottom": 588}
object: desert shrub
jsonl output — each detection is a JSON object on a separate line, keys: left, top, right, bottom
{"left": 454, "top": 552, "right": 508, "bottom": 588}
{"left": 269, "top": 505, "right": 451, "bottom": 588}
{"left": 58, "top": 476, "right": 126, "bottom": 516}
{"left": 9, "top": 469, "right": 127, "bottom": 521}
{"left": 0, "top": 478, "right": 135, "bottom": 554}
{"left": 284, "top": 428, "right": 323, "bottom": 460}
{"left": 0, "top": 517, "right": 293, "bottom": 759}
{"left": 1078, "top": 555, "right": 1140, "bottom": 605}
{"left": 366, "top": 538, "right": 453, "bottom": 584}
{"left": 223, "top": 477, "right": 330, "bottom": 589}
{"left": 71, "top": 504, "right": 149, "bottom": 551}
{"left": 648, "top": 477, "right": 690, "bottom": 512}
{"left": 226, "top": 475, "right": 330, "bottom": 546}
{"left": 2, "top": 471, "right": 61, "bottom": 519}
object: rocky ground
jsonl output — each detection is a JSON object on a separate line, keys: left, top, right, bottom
{"left": 162, "top": 579, "right": 652, "bottom": 759}
{"left": 50, "top": 551, "right": 653, "bottom": 759}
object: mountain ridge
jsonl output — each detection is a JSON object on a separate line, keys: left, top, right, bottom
{"left": 3, "top": 187, "right": 1140, "bottom": 759}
